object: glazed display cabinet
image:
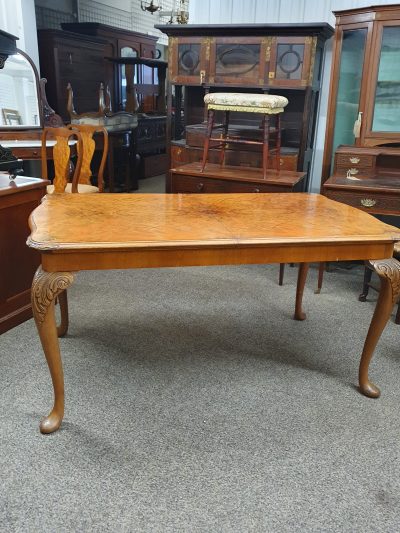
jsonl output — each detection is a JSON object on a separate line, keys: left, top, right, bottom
{"left": 322, "top": 4, "right": 400, "bottom": 184}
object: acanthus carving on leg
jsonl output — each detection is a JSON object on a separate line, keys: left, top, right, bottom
{"left": 359, "top": 258, "right": 400, "bottom": 398}
{"left": 31, "top": 266, "right": 74, "bottom": 433}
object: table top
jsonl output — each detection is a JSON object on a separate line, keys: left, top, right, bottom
{"left": 28, "top": 193, "right": 400, "bottom": 253}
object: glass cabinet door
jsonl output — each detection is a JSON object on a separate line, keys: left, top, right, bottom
{"left": 371, "top": 25, "right": 400, "bottom": 133}
{"left": 268, "top": 37, "right": 313, "bottom": 87}
{"left": 169, "top": 37, "right": 208, "bottom": 85}
{"left": 331, "top": 28, "right": 367, "bottom": 165}
{"left": 208, "top": 37, "right": 267, "bottom": 86}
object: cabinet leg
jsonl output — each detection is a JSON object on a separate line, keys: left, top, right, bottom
{"left": 32, "top": 266, "right": 74, "bottom": 434}
{"left": 294, "top": 263, "right": 309, "bottom": 321}
{"left": 315, "top": 262, "right": 325, "bottom": 294}
{"left": 278, "top": 263, "right": 285, "bottom": 286}
{"left": 359, "top": 264, "right": 373, "bottom": 302}
{"left": 359, "top": 259, "right": 400, "bottom": 398}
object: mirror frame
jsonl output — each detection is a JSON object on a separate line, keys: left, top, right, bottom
{"left": 0, "top": 48, "right": 44, "bottom": 131}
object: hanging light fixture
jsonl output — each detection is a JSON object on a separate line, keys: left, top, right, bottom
{"left": 159, "top": 0, "right": 189, "bottom": 24}
{"left": 140, "top": 0, "right": 162, "bottom": 14}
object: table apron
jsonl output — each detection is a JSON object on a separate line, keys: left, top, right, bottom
{"left": 40, "top": 242, "right": 395, "bottom": 272}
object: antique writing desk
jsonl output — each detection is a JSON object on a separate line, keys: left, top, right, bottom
{"left": 28, "top": 193, "right": 400, "bottom": 434}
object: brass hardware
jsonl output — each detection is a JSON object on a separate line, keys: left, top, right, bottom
{"left": 204, "top": 37, "right": 213, "bottom": 61}
{"left": 200, "top": 70, "right": 206, "bottom": 84}
{"left": 261, "top": 37, "right": 273, "bottom": 62}
{"left": 253, "top": 187, "right": 260, "bottom": 193}
{"left": 176, "top": 148, "right": 182, "bottom": 156}
{"left": 280, "top": 158, "right": 284, "bottom": 166}
{"left": 197, "top": 182, "right": 204, "bottom": 191}
{"left": 361, "top": 199, "right": 376, "bottom": 208}
{"left": 350, "top": 157, "right": 360, "bottom": 164}
{"left": 348, "top": 168, "right": 359, "bottom": 175}
{"left": 346, "top": 170, "right": 360, "bottom": 180}
{"left": 269, "top": 72, "right": 275, "bottom": 79}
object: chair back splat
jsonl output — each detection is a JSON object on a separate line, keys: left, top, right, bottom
{"left": 68, "top": 124, "right": 108, "bottom": 192}
{"left": 41, "top": 127, "right": 84, "bottom": 193}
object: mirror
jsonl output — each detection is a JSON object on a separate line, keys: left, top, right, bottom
{"left": 0, "top": 50, "right": 42, "bottom": 129}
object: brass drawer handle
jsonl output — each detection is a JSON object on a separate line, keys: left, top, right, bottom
{"left": 280, "top": 158, "right": 284, "bottom": 166}
{"left": 348, "top": 168, "right": 359, "bottom": 175}
{"left": 349, "top": 157, "right": 360, "bottom": 164}
{"left": 360, "top": 199, "right": 376, "bottom": 208}
{"left": 253, "top": 187, "right": 260, "bottom": 193}
{"left": 196, "top": 182, "right": 204, "bottom": 191}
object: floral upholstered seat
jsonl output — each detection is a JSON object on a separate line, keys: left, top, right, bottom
{"left": 204, "top": 93, "right": 289, "bottom": 114}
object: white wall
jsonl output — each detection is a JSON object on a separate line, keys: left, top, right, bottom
{"left": 189, "top": 0, "right": 400, "bottom": 191}
{"left": 0, "top": 0, "right": 39, "bottom": 67}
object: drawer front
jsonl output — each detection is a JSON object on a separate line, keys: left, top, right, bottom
{"left": 336, "top": 154, "right": 374, "bottom": 167}
{"left": 335, "top": 154, "right": 374, "bottom": 178}
{"left": 170, "top": 145, "right": 298, "bottom": 171}
{"left": 171, "top": 174, "right": 289, "bottom": 193}
{"left": 11, "top": 147, "right": 41, "bottom": 159}
{"left": 325, "top": 190, "right": 400, "bottom": 215}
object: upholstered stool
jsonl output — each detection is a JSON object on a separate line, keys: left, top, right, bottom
{"left": 201, "top": 92, "right": 289, "bottom": 178}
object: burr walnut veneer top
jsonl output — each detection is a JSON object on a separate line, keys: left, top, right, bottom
{"left": 28, "top": 193, "right": 400, "bottom": 251}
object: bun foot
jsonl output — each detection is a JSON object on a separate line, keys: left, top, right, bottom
{"left": 359, "top": 381, "right": 381, "bottom": 399}
{"left": 40, "top": 410, "right": 63, "bottom": 434}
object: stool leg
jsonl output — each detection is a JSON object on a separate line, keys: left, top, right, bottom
{"left": 275, "top": 113, "right": 281, "bottom": 173}
{"left": 201, "top": 109, "right": 215, "bottom": 172}
{"left": 262, "top": 115, "right": 269, "bottom": 180}
{"left": 219, "top": 111, "right": 230, "bottom": 167}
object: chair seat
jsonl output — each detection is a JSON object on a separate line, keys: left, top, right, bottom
{"left": 204, "top": 92, "right": 289, "bottom": 114}
{"left": 47, "top": 183, "right": 99, "bottom": 194}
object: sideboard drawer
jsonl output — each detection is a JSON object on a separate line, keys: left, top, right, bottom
{"left": 324, "top": 189, "right": 400, "bottom": 215}
{"left": 171, "top": 174, "right": 289, "bottom": 193}
{"left": 336, "top": 154, "right": 374, "bottom": 168}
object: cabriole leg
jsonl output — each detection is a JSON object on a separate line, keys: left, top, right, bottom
{"left": 359, "top": 259, "right": 400, "bottom": 398}
{"left": 32, "top": 266, "right": 74, "bottom": 433}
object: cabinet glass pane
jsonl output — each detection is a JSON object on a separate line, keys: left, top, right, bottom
{"left": 178, "top": 44, "right": 201, "bottom": 77}
{"left": 331, "top": 29, "right": 367, "bottom": 166}
{"left": 215, "top": 44, "right": 260, "bottom": 81}
{"left": 275, "top": 44, "right": 304, "bottom": 80}
{"left": 372, "top": 27, "right": 400, "bottom": 132}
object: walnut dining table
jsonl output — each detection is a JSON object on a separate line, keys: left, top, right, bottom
{"left": 27, "top": 193, "right": 400, "bottom": 434}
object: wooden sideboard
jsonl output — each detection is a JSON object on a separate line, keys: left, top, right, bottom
{"left": 0, "top": 175, "right": 48, "bottom": 334}
{"left": 156, "top": 23, "right": 333, "bottom": 192}
{"left": 323, "top": 145, "right": 400, "bottom": 216}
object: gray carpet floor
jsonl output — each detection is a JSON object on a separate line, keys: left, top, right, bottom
{"left": 1, "top": 262, "right": 400, "bottom": 532}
